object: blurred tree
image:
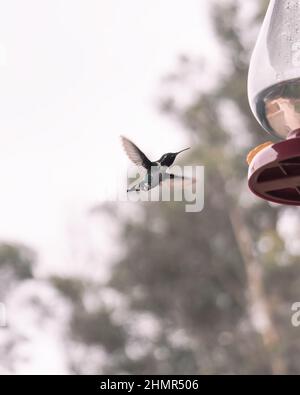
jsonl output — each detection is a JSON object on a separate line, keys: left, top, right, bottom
{"left": 0, "top": 243, "right": 34, "bottom": 294}
{"left": 0, "top": 242, "right": 35, "bottom": 373}
{"left": 54, "top": 0, "right": 300, "bottom": 374}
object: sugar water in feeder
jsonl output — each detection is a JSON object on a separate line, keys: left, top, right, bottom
{"left": 247, "top": 0, "right": 300, "bottom": 205}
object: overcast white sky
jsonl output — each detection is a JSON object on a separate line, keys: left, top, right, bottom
{"left": 0, "top": 0, "right": 218, "bottom": 274}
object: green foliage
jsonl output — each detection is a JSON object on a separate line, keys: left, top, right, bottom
{"left": 0, "top": 243, "right": 34, "bottom": 281}
{"left": 0, "top": 242, "right": 35, "bottom": 373}
{"left": 51, "top": 276, "right": 85, "bottom": 303}
{"left": 71, "top": 308, "right": 126, "bottom": 352}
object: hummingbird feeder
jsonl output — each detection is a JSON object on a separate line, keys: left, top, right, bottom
{"left": 247, "top": 0, "right": 300, "bottom": 205}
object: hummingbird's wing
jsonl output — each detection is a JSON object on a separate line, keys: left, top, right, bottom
{"left": 121, "top": 136, "right": 153, "bottom": 170}
{"left": 161, "top": 173, "right": 196, "bottom": 188}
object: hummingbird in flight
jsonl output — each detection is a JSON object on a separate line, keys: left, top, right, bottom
{"left": 121, "top": 136, "right": 191, "bottom": 192}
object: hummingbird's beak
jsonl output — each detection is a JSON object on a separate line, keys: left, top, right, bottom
{"left": 176, "top": 147, "right": 191, "bottom": 155}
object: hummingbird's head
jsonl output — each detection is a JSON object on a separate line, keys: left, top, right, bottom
{"left": 158, "top": 147, "right": 190, "bottom": 167}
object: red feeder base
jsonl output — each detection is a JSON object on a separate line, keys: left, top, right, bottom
{"left": 248, "top": 136, "right": 300, "bottom": 205}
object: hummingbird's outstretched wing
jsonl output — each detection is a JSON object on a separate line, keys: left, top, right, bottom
{"left": 161, "top": 173, "right": 197, "bottom": 188}
{"left": 121, "top": 136, "right": 153, "bottom": 170}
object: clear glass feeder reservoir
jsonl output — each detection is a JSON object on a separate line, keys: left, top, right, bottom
{"left": 248, "top": 0, "right": 300, "bottom": 139}
{"left": 248, "top": 0, "right": 300, "bottom": 206}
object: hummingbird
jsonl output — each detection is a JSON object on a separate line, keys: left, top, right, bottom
{"left": 121, "top": 136, "right": 191, "bottom": 192}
